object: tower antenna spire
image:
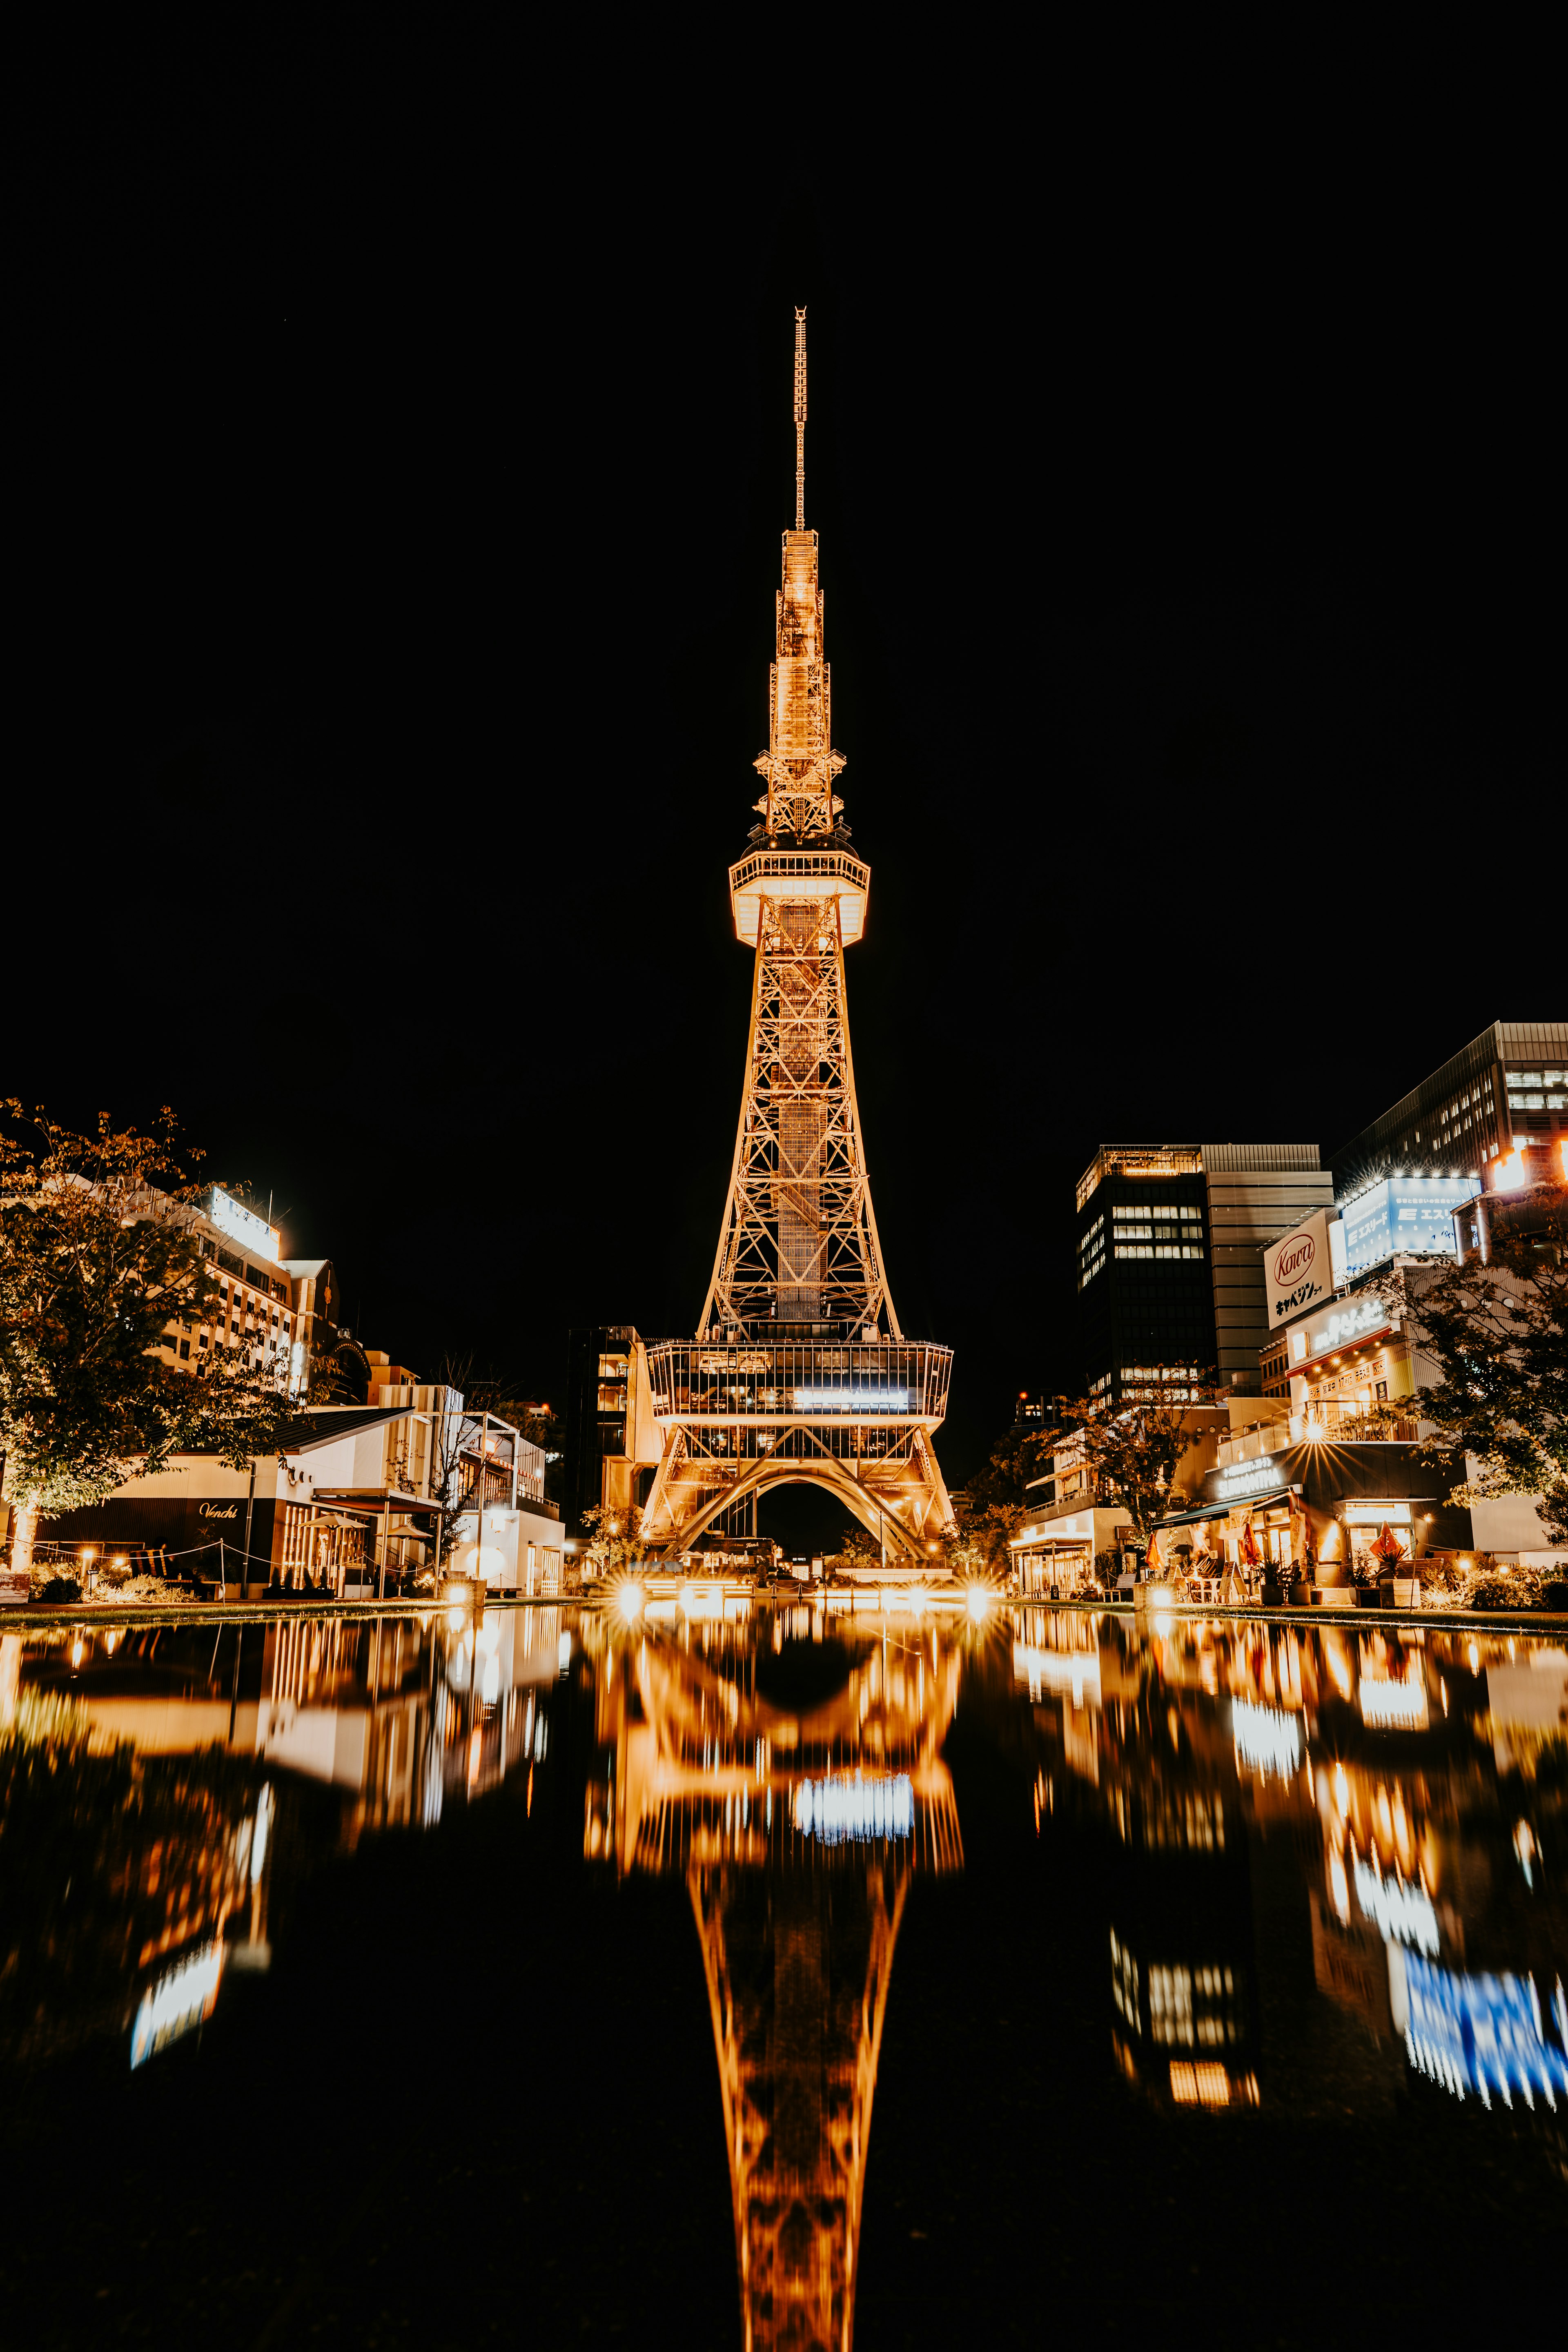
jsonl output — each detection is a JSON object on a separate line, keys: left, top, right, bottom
{"left": 793, "top": 307, "right": 807, "bottom": 530}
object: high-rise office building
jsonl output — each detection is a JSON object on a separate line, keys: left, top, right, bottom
{"left": 1202, "top": 1143, "right": 1334, "bottom": 1390}
{"left": 1075, "top": 1147, "right": 1210, "bottom": 1407}
{"left": 1329, "top": 1019, "right": 1568, "bottom": 1198}
{"left": 1075, "top": 1143, "right": 1331, "bottom": 1404}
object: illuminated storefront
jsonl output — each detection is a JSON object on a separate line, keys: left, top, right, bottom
{"left": 1278, "top": 1286, "right": 1412, "bottom": 1437}
{"left": 1008, "top": 1505, "right": 1128, "bottom": 1597}
{"left": 1160, "top": 1439, "right": 1473, "bottom": 1588}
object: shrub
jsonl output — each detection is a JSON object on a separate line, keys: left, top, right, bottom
{"left": 32, "top": 1575, "right": 81, "bottom": 1605}
{"left": 1470, "top": 1568, "right": 1548, "bottom": 1611}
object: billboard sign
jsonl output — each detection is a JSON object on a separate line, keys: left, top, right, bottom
{"left": 210, "top": 1187, "right": 280, "bottom": 1265}
{"left": 1289, "top": 1292, "right": 1390, "bottom": 1368}
{"left": 1340, "top": 1176, "right": 1478, "bottom": 1279}
{"left": 1266, "top": 1209, "right": 1336, "bottom": 1329}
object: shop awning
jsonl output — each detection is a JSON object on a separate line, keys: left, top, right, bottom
{"left": 309, "top": 1490, "right": 443, "bottom": 1517}
{"left": 1162, "top": 1488, "right": 1294, "bottom": 1526}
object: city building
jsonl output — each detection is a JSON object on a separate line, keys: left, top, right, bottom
{"left": 1243, "top": 1070, "right": 1568, "bottom": 1573}
{"left": 1074, "top": 1144, "right": 1331, "bottom": 1406}
{"left": 31, "top": 1391, "right": 564, "bottom": 1599}
{"left": 1203, "top": 1145, "right": 1335, "bottom": 1391}
{"left": 1158, "top": 1426, "right": 1479, "bottom": 1588}
{"left": 1261, "top": 1243, "right": 1564, "bottom": 1571}
{"left": 1165, "top": 1238, "right": 1566, "bottom": 1575}
{"left": 278, "top": 1255, "right": 343, "bottom": 1394}
{"left": 1074, "top": 1147, "right": 1210, "bottom": 1408}
{"left": 1010, "top": 1398, "right": 1293, "bottom": 1595}
{"left": 1328, "top": 1019, "right": 1568, "bottom": 1197}
{"left": 128, "top": 1183, "right": 348, "bottom": 1399}
{"left": 563, "top": 1324, "right": 662, "bottom": 1537}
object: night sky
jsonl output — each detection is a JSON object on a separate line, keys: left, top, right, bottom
{"left": 12, "top": 62, "right": 1558, "bottom": 1526}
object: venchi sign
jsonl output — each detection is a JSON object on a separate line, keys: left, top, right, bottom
{"left": 1266, "top": 1208, "right": 1335, "bottom": 1329}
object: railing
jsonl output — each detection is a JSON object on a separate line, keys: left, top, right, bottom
{"left": 461, "top": 1461, "right": 514, "bottom": 1508}
{"left": 1296, "top": 1408, "right": 1420, "bottom": 1443}
{"left": 644, "top": 1338, "right": 953, "bottom": 1423}
{"left": 728, "top": 845, "right": 870, "bottom": 891}
{"left": 1213, "top": 1417, "right": 1296, "bottom": 1468}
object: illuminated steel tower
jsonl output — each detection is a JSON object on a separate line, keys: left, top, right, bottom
{"left": 641, "top": 311, "right": 955, "bottom": 1563}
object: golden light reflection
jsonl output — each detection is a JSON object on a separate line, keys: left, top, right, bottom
{"left": 581, "top": 1601, "right": 963, "bottom": 2351}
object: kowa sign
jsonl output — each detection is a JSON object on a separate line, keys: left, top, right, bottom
{"left": 1266, "top": 1208, "right": 1343, "bottom": 1329}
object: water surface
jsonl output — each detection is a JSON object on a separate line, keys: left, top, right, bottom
{"left": 1, "top": 1600, "right": 1564, "bottom": 2344}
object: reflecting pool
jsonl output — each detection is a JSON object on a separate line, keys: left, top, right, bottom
{"left": 1, "top": 1601, "right": 1564, "bottom": 2343}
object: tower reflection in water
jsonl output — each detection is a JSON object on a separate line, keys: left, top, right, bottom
{"left": 1010, "top": 1606, "right": 1568, "bottom": 2117}
{"left": 582, "top": 1595, "right": 964, "bottom": 2352}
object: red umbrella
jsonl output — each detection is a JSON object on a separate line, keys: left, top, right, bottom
{"left": 1371, "top": 1523, "right": 1406, "bottom": 1564}
{"left": 1239, "top": 1518, "right": 1262, "bottom": 1570}
{"left": 1145, "top": 1530, "right": 1163, "bottom": 1576}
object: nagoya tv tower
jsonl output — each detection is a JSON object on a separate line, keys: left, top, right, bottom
{"left": 641, "top": 310, "right": 956, "bottom": 1564}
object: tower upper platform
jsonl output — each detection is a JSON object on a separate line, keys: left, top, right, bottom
{"left": 729, "top": 842, "right": 869, "bottom": 947}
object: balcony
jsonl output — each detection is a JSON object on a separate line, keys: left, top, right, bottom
{"left": 644, "top": 1338, "right": 953, "bottom": 1424}
{"left": 728, "top": 845, "right": 871, "bottom": 946}
{"left": 1214, "top": 1420, "right": 1292, "bottom": 1470}
{"left": 1292, "top": 1405, "right": 1420, "bottom": 1445}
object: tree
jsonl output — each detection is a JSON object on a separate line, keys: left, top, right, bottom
{"left": 580, "top": 1502, "right": 646, "bottom": 1581}
{"left": 931, "top": 1521, "right": 996, "bottom": 1581}
{"left": 946, "top": 1417, "right": 1055, "bottom": 1570}
{"left": 0, "top": 1105, "right": 311, "bottom": 1577}
{"left": 1049, "top": 1377, "right": 1213, "bottom": 1543}
{"left": 1379, "top": 1192, "right": 1568, "bottom": 1544}
{"left": 416, "top": 1354, "right": 490, "bottom": 1579}
{"left": 822, "top": 1528, "right": 880, "bottom": 1577}
{"left": 962, "top": 1420, "right": 1053, "bottom": 1514}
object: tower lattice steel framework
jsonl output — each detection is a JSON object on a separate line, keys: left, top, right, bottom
{"left": 641, "top": 310, "right": 956, "bottom": 1564}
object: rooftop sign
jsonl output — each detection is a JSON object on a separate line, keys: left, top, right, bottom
{"left": 209, "top": 1187, "right": 280, "bottom": 1265}
{"left": 1341, "top": 1175, "right": 1478, "bottom": 1279}
{"left": 1287, "top": 1293, "right": 1391, "bottom": 1369}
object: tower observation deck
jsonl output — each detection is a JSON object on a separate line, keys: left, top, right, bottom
{"left": 640, "top": 310, "right": 956, "bottom": 1564}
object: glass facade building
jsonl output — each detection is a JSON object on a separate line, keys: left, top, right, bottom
{"left": 1075, "top": 1143, "right": 1331, "bottom": 1405}
{"left": 1329, "top": 1019, "right": 1568, "bottom": 1200}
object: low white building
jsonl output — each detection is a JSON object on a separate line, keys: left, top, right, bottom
{"left": 33, "top": 1401, "right": 565, "bottom": 1597}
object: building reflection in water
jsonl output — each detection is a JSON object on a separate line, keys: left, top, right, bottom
{"left": 1010, "top": 1606, "right": 1568, "bottom": 2118}
{"left": 583, "top": 1594, "right": 964, "bottom": 2352}
{"left": 0, "top": 1605, "right": 564, "bottom": 2070}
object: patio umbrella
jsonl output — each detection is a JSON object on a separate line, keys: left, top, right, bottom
{"left": 1371, "top": 1522, "right": 1405, "bottom": 1565}
{"left": 1145, "top": 1530, "right": 1163, "bottom": 1576}
{"left": 1239, "top": 1518, "right": 1262, "bottom": 1571}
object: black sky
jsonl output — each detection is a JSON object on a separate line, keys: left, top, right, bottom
{"left": 10, "top": 48, "right": 1560, "bottom": 1518}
